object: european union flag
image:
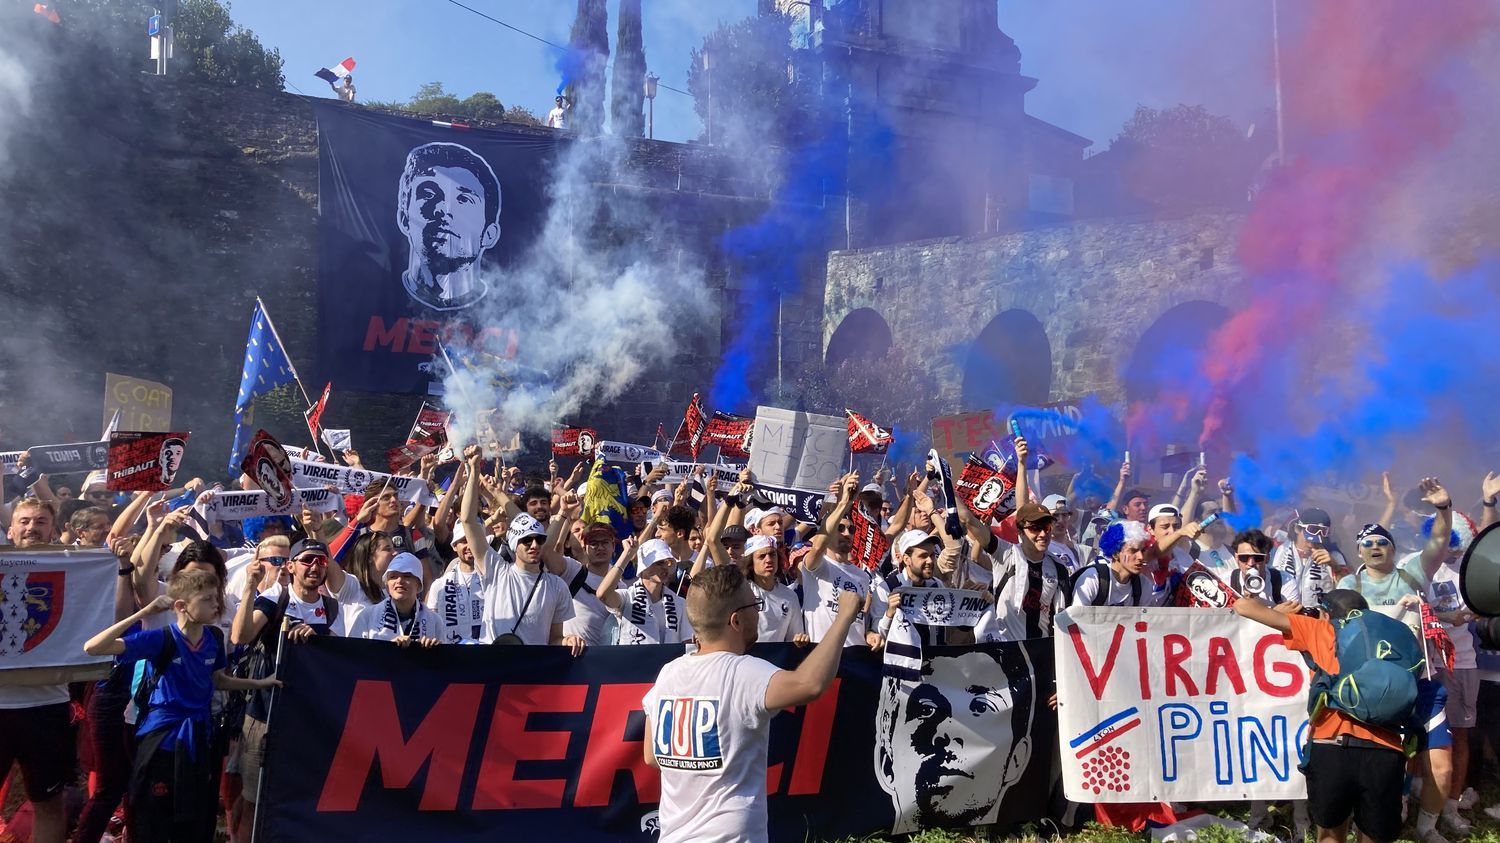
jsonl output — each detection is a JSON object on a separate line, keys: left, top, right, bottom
{"left": 229, "top": 300, "right": 299, "bottom": 472}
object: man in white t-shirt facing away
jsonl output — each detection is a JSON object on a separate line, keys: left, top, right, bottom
{"left": 644, "top": 564, "right": 861, "bottom": 843}
{"left": 799, "top": 472, "right": 872, "bottom": 647}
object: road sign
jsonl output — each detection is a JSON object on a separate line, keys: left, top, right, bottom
{"left": 148, "top": 14, "right": 160, "bottom": 36}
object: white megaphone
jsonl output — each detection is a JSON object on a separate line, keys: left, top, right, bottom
{"left": 1460, "top": 521, "right": 1500, "bottom": 621}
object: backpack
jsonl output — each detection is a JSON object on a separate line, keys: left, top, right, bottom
{"left": 1305, "top": 609, "right": 1422, "bottom": 734}
{"left": 115, "top": 625, "right": 226, "bottom": 727}
{"left": 1076, "top": 562, "right": 1142, "bottom": 607}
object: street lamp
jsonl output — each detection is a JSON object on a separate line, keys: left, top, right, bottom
{"left": 643, "top": 71, "right": 660, "bottom": 139}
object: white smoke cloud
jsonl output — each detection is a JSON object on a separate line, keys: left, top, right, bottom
{"left": 441, "top": 131, "right": 711, "bottom": 451}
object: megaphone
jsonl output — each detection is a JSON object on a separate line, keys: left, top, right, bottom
{"left": 1459, "top": 521, "right": 1500, "bottom": 650}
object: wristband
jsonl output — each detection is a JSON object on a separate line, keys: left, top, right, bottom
{"left": 1436, "top": 502, "right": 1451, "bottom": 510}
{"left": 1486, "top": 498, "right": 1497, "bottom": 508}
{"left": 117, "top": 565, "right": 135, "bottom": 577}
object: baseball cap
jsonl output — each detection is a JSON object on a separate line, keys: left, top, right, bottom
{"left": 720, "top": 524, "right": 750, "bottom": 545}
{"left": 1042, "top": 494, "right": 1069, "bottom": 513}
{"left": 1016, "top": 501, "right": 1055, "bottom": 527}
{"left": 895, "top": 529, "right": 942, "bottom": 556}
{"left": 1147, "top": 503, "right": 1181, "bottom": 524}
{"left": 650, "top": 488, "right": 672, "bottom": 505}
{"left": 638, "top": 538, "right": 676, "bottom": 568}
{"left": 1123, "top": 488, "right": 1150, "bottom": 504}
{"left": 506, "top": 513, "right": 547, "bottom": 551}
{"left": 1296, "top": 507, "right": 1332, "bottom": 527}
{"left": 386, "top": 552, "right": 424, "bottom": 580}
{"left": 290, "top": 539, "right": 330, "bottom": 559}
{"left": 743, "top": 535, "right": 778, "bottom": 556}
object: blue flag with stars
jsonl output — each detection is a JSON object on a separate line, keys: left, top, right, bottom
{"left": 230, "top": 301, "right": 297, "bottom": 472}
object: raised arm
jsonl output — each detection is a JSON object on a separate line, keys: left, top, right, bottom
{"left": 85, "top": 595, "right": 173, "bottom": 657}
{"left": 1181, "top": 467, "right": 1206, "bottom": 523}
{"left": 1378, "top": 471, "right": 1398, "bottom": 530}
{"left": 1417, "top": 477, "right": 1453, "bottom": 579}
{"left": 1012, "top": 437, "right": 1031, "bottom": 506}
{"left": 1480, "top": 471, "right": 1500, "bottom": 531}
{"left": 764, "top": 589, "right": 861, "bottom": 710}
{"left": 459, "top": 446, "right": 490, "bottom": 577}
{"left": 1233, "top": 595, "right": 1294, "bottom": 635}
{"left": 804, "top": 472, "right": 858, "bottom": 574}
{"left": 429, "top": 462, "right": 465, "bottom": 544}
{"left": 883, "top": 468, "right": 924, "bottom": 540}
{"left": 596, "top": 525, "right": 655, "bottom": 611}
{"left": 231, "top": 556, "right": 272, "bottom": 646}
{"left": 543, "top": 491, "right": 580, "bottom": 577}
{"left": 1218, "top": 477, "right": 1236, "bottom": 515}
{"left": 109, "top": 491, "right": 154, "bottom": 542}
{"left": 1105, "top": 458, "right": 1130, "bottom": 512}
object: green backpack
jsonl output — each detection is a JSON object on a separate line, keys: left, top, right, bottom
{"left": 1305, "top": 609, "right": 1422, "bottom": 738}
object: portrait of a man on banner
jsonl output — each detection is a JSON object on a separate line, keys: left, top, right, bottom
{"left": 396, "top": 141, "right": 502, "bottom": 311}
{"left": 875, "top": 646, "right": 1037, "bottom": 833}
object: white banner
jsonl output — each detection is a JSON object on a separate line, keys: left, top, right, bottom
{"left": 0, "top": 548, "right": 116, "bottom": 682}
{"left": 662, "top": 459, "right": 743, "bottom": 493}
{"left": 897, "top": 587, "right": 990, "bottom": 627}
{"left": 199, "top": 487, "right": 343, "bottom": 521}
{"left": 321, "top": 429, "right": 353, "bottom": 452}
{"left": 289, "top": 459, "right": 437, "bottom": 506}
{"left": 597, "top": 441, "right": 663, "bottom": 465}
{"left": 1055, "top": 606, "right": 1309, "bottom": 803}
{"left": 749, "top": 406, "right": 846, "bottom": 493}
{"left": 0, "top": 450, "right": 20, "bottom": 476}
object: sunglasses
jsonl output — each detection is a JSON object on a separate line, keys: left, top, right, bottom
{"left": 295, "top": 556, "right": 328, "bottom": 567}
{"left": 516, "top": 535, "right": 546, "bottom": 547}
{"left": 836, "top": 524, "right": 854, "bottom": 535}
{"left": 1236, "top": 552, "right": 1267, "bottom": 562}
{"left": 260, "top": 555, "right": 288, "bottom": 567}
{"left": 1359, "top": 537, "right": 1392, "bottom": 548}
{"left": 731, "top": 597, "right": 764, "bottom": 618}
{"left": 86, "top": 491, "right": 113, "bottom": 500}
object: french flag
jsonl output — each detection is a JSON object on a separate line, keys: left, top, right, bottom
{"left": 314, "top": 57, "right": 356, "bottom": 85}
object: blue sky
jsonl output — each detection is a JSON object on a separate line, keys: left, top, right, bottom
{"left": 231, "top": 0, "right": 1281, "bottom": 147}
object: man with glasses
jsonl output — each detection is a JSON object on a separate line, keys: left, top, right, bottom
{"left": 1226, "top": 528, "right": 1289, "bottom": 603}
{"left": 800, "top": 473, "right": 874, "bottom": 647}
{"left": 478, "top": 513, "right": 575, "bottom": 647}
{"left": 988, "top": 502, "right": 1071, "bottom": 641}
{"left": 643, "top": 564, "right": 861, "bottom": 842}
{"left": 558, "top": 518, "right": 621, "bottom": 646}
{"left": 1273, "top": 507, "right": 1344, "bottom": 606}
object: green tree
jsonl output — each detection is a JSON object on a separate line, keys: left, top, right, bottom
{"left": 372, "top": 83, "right": 516, "bottom": 123}
{"left": 565, "top": 0, "right": 609, "bottom": 135}
{"left": 459, "top": 92, "right": 507, "bottom": 121}
{"left": 174, "top": 0, "right": 284, "bottom": 89}
{"left": 610, "top": 0, "right": 645, "bottom": 137}
{"left": 688, "top": 13, "right": 813, "bottom": 146}
{"left": 504, "top": 105, "right": 543, "bottom": 127}
{"left": 1109, "top": 104, "right": 1257, "bottom": 210}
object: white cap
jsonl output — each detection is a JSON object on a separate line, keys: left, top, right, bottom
{"left": 638, "top": 538, "right": 676, "bottom": 568}
{"left": 386, "top": 552, "right": 424, "bottom": 580}
{"left": 1042, "top": 494, "right": 1069, "bottom": 512}
{"left": 506, "top": 513, "right": 547, "bottom": 551}
{"left": 1148, "top": 503, "right": 1182, "bottom": 524}
{"left": 743, "top": 535, "right": 778, "bottom": 556}
{"left": 895, "top": 529, "right": 941, "bottom": 556}
{"left": 650, "top": 488, "right": 672, "bottom": 505}
{"left": 744, "top": 506, "right": 787, "bottom": 529}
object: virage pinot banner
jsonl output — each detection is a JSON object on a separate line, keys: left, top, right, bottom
{"left": 313, "top": 103, "right": 560, "bottom": 394}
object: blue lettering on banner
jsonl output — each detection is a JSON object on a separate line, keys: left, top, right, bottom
{"left": 654, "top": 697, "right": 723, "bottom": 771}
{"left": 1155, "top": 702, "right": 1307, "bottom": 786}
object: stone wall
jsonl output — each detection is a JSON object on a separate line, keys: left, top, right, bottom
{"left": 0, "top": 73, "right": 768, "bottom": 478}
{"left": 823, "top": 212, "right": 1247, "bottom": 411}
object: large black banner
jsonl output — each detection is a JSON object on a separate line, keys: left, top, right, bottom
{"left": 312, "top": 102, "right": 560, "bottom": 394}
{"left": 260, "top": 638, "right": 1056, "bottom": 841}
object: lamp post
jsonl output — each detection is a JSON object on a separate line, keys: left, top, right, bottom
{"left": 643, "top": 72, "right": 660, "bottom": 139}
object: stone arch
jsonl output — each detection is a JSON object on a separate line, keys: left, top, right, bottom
{"left": 960, "top": 309, "right": 1052, "bottom": 409}
{"left": 825, "top": 307, "right": 893, "bottom": 368}
{"left": 1123, "top": 299, "right": 1231, "bottom": 448}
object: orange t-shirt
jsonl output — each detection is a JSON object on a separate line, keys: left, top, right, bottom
{"left": 1282, "top": 613, "right": 1403, "bottom": 751}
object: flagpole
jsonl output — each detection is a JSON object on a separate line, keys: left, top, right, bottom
{"left": 255, "top": 296, "right": 313, "bottom": 407}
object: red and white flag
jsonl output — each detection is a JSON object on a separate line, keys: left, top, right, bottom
{"left": 846, "top": 409, "right": 893, "bottom": 454}
{"left": 953, "top": 454, "right": 1015, "bottom": 519}
{"left": 551, "top": 427, "right": 599, "bottom": 458}
{"left": 314, "top": 57, "right": 356, "bottom": 85}
{"left": 304, "top": 382, "right": 331, "bottom": 444}
{"left": 702, "top": 411, "right": 754, "bottom": 458}
{"left": 408, "top": 402, "right": 450, "bottom": 449}
{"left": 668, "top": 393, "right": 706, "bottom": 459}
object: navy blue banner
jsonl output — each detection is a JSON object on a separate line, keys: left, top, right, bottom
{"left": 259, "top": 637, "right": 1056, "bottom": 841}
{"left": 312, "top": 102, "right": 560, "bottom": 394}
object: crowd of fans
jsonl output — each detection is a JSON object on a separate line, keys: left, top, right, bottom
{"left": 1, "top": 433, "right": 1498, "bottom": 843}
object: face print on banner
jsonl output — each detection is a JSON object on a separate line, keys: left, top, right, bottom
{"left": 105, "top": 432, "right": 191, "bottom": 492}
{"left": 876, "top": 647, "right": 1035, "bottom": 833}
{"left": 157, "top": 437, "right": 185, "bottom": 485}
{"left": 397, "top": 143, "right": 502, "bottom": 311}
{"left": 241, "top": 429, "right": 295, "bottom": 512}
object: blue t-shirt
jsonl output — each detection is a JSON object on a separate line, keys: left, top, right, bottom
{"left": 120, "top": 624, "right": 226, "bottom": 750}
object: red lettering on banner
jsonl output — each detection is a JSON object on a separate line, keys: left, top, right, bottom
{"left": 316, "top": 680, "right": 483, "bottom": 812}
{"left": 1162, "top": 634, "right": 1199, "bottom": 696}
{"left": 408, "top": 320, "right": 439, "bottom": 355}
{"left": 1204, "top": 636, "right": 1247, "bottom": 695}
{"left": 363, "top": 316, "right": 409, "bottom": 352}
{"left": 473, "top": 684, "right": 588, "bottom": 810}
{"left": 575, "top": 683, "right": 657, "bottom": 807}
{"left": 931, "top": 418, "right": 956, "bottom": 452}
{"left": 963, "top": 415, "right": 985, "bottom": 449}
{"left": 1135, "top": 622, "right": 1151, "bottom": 700}
{"left": 1065, "top": 622, "right": 1123, "bottom": 700}
{"left": 1253, "top": 634, "right": 1304, "bottom": 697}
{"left": 786, "top": 679, "right": 840, "bottom": 795}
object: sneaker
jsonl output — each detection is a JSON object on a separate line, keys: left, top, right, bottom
{"left": 1442, "top": 807, "right": 1472, "bottom": 835}
{"left": 1458, "top": 787, "right": 1480, "bottom": 810}
{"left": 1418, "top": 828, "right": 1452, "bottom": 843}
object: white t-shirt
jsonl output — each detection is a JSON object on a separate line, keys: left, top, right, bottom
{"left": 1070, "top": 564, "right": 1162, "bottom": 607}
{"left": 799, "top": 557, "right": 871, "bottom": 647}
{"left": 1199, "top": 544, "right": 1235, "bottom": 577}
{"left": 643, "top": 651, "right": 781, "bottom": 843}
{"left": 426, "top": 560, "right": 486, "bottom": 643}
{"left": 1427, "top": 558, "right": 1476, "bottom": 669}
{"left": 328, "top": 570, "right": 377, "bottom": 621}
{"left": 482, "top": 550, "right": 574, "bottom": 645}
{"left": 613, "top": 580, "right": 693, "bottom": 645}
{"left": 546, "top": 106, "right": 567, "bottom": 128}
{"left": 989, "top": 545, "right": 1070, "bottom": 640}
{"left": 345, "top": 598, "right": 444, "bottom": 641}
{"left": 750, "top": 580, "right": 803, "bottom": 643}
{"left": 559, "top": 557, "right": 613, "bottom": 646}
{"left": 1272, "top": 544, "right": 1342, "bottom": 606}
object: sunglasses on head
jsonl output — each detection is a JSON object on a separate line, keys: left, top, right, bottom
{"left": 1359, "top": 537, "right": 1391, "bottom": 548}
{"left": 1236, "top": 552, "right": 1266, "bottom": 562}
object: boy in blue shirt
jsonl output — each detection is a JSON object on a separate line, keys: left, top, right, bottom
{"left": 85, "top": 568, "right": 279, "bottom": 842}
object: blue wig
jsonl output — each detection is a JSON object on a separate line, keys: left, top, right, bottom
{"left": 242, "top": 515, "right": 294, "bottom": 544}
{"left": 1098, "top": 520, "right": 1149, "bottom": 559}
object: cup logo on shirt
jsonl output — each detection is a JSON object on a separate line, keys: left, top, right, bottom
{"left": 653, "top": 696, "right": 723, "bottom": 770}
